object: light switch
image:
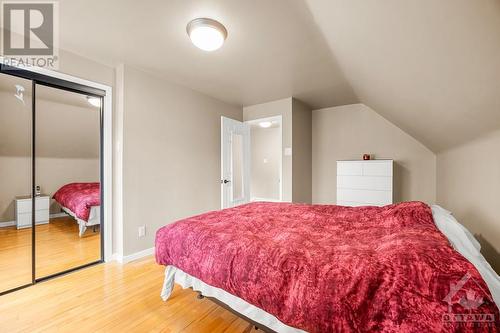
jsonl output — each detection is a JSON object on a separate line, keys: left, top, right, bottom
{"left": 284, "top": 147, "right": 292, "bottom": 156}
{"left": 138, "top": 225, "right": 146, "bottom": 238}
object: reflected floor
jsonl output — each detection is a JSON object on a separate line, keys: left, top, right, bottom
{"left": 0, "top": 217, "right": 100, "bottom": 292}
{"left": 0, "top": 224, "right": 31, "bottom": 291}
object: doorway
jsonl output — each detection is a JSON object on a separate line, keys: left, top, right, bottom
{"left": 0, "top": 63, "right": 111, "bottom": 295}
{"left": 246, "top": 116, "right": 282, "bottom": 202}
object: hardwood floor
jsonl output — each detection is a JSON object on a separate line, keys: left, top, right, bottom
{"left": 0, "top": 217, "right": 100, "bottom": 292}
{"left": 0, "top": 256, "right": 256, "bottom": 333}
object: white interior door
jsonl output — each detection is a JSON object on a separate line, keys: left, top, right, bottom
{"left": 221, "top": 117, "right": 250, "bottom": 209}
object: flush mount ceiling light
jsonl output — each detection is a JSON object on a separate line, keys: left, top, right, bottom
{"left": 87, "top": 96, "right": 101, "bottom": 107}
{"left": 187, "top": 18, "right": 227, "bottom": 51}
{"left": 259, "top": 121, "right": 272, "bottom": 128}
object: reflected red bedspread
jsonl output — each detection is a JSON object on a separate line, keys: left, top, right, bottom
{"left": 53, "top": 182, "right": 100, "bottom": 222}
{"left": 155, "top": 202, "right": 499, "bottom": 332}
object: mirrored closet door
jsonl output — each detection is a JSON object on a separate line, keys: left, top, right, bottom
{"left": 35, "top": 84, "right": 102, "bottom": 280}
{"left": 0, "top": 74, "right": 33, "bottom": 293}
{"left": 0, "top": 64, "right": 105, "bottom": 294}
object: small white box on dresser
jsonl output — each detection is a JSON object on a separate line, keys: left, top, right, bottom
{"left": 15, "top": 195, "right": 50, "bottom": 229}
{"left": 337, "top": 160, "right": 394, "bottom": 207}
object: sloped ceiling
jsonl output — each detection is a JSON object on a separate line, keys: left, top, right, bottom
{"left": 54, "top": 0, "right": 500, "bottom": 152}
{"left": 0, "top": 79, "right": 100, "bottom": 159}
{"left": 305, "top": 0, "right": 500, "bottom": 152}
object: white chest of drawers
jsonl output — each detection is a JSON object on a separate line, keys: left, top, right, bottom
{"left": 15, "top": 195, "right": 50, "bottom": 229}
{"left": 337, "top": 160, "right": 393, "bottom": 207}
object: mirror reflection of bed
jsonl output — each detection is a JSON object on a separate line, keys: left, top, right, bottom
{"left": 0, "top": 75, "right": 102, "bottom": 292}
{"left": 35, "top": 85, "right": 101, "bottom": 279}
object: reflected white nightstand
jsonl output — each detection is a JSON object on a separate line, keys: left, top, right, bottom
{"left": 15, "top": 195, "right": 50, "bottom": 229}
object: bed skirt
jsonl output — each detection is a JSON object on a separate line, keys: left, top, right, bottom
{"left": 161, "top": 265, "right": 306, "bottom": 333}
{"left": 61, "top": 205, "right": 100, "bottom": 237}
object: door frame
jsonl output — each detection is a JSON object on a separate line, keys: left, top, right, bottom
{"left": 0, "top": 59, "right": 113, "bottom": 294}
{"left": 244, "top": 115, "right": 283, "bottom": 202}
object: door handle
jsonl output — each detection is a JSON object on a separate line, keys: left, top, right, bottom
{"left": 221, "top": 179, "right": 231, "bottom": 184}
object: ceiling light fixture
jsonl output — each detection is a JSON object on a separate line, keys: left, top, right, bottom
{"left": 87, "top": 96, "right": 101, "bottom": 107}
{"left": 259, "top": 121, "right": 272, "bottom": 128}
{"left": 187, "top": 18, "right": 227, "bottom": 51}
{"left": 14, "top": 84, "right": 25, "bottom": 104}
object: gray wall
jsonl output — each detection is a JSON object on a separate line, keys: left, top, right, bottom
{"left": 312, "top": 104, "right": 436, "bottom": 205}
{"left": 292, "top": 99, "right": 312, "bottom": 203}
{"left": 121, "top": 65, "right": 242, "bottom": 256}
{"left": 437, "top": 130, "right": 500, "bottom": 273}
{"left": 250, "top": 126, "right": 281, "bottom": 200}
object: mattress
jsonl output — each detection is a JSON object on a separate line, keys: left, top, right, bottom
{"left": 156, "top": 202, "right": 500, "bottom": 332}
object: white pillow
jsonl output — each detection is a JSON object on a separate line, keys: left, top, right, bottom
{"left": 432, "top": 205, "right": 500, "bottom": 308}
{"left": 431, "top": 205, "right": 481, "bottom": 253}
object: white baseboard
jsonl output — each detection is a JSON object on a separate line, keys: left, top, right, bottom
{"left": 117, "top": 247, "right": 155, "bottom": 264}
{"left": 1, "top": 213, "right": 68, "bottom": 228}
{"left": 0, "top": 221, "right": 15, "bottom": 228}
{"left": 50, "top": 212, "right": 68, "bottom": 218}
{"left": 109, "top": 253, "right": 120, "bottom": 263}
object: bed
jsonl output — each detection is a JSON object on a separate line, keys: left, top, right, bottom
{"left": 53, "top": 182, "right": 101, "bottom": 237}
{"left": 155, "top": 202, "right": 500, "bottom": 332}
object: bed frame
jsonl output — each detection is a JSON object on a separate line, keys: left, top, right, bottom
{"left": 61, "top": 206, "right": 100, "bottom": 237}
{"left": 161, "top": 265, "right": 305, "bottom": 332}
{"left": 194, "top": 289, "right": 276, "bottom": 333}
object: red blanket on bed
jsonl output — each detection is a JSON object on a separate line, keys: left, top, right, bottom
{"left": 155, "top": 202, "right": 499, "bottom": 332}
{"left": 53, "top": 182, "right": 100, "bottom": 222}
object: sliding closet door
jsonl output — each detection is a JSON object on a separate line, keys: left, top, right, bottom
{"left": 0, "top": 74, "right": 33, "bottom": 293}
{"left": 34, "top": 84, "right": 102, "bottom": 279}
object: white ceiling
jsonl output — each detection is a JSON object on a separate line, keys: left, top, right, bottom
{"left": 58, "top": 0, "right": 357, "bottom": 109}
{"left": 56, "top": 0, "right": 500, "bottom": 152}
